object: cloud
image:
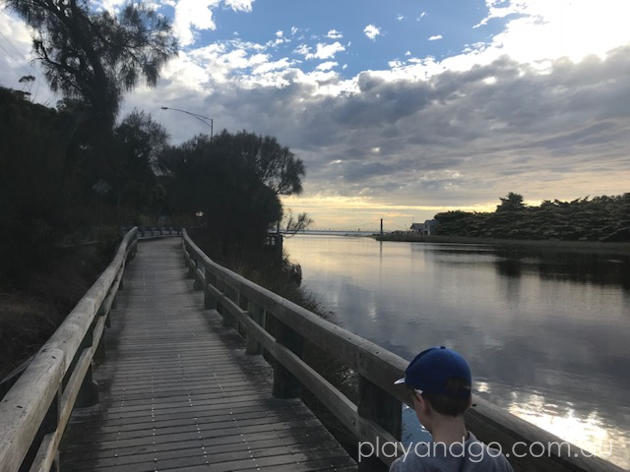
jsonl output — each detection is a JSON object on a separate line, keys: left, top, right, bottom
{"left": 0, "top": 9, "right": 57, "bottom": 104}
{"left": 147, "top": 45, "right": 630, "bottom": 229}
{"left": 224, "top": 0, "right": 254, "bottom": 12}
{"left": 296, "top": 42, "right": 346, "bottom": 60}
{"left": 326, "top": 29, "right": 343, "bottom": 40}
{"left": 252, "top": 57, "right": 293, "bottom": 74}
{"left": 173, "top": 0, "right": 255, "bottom": 47}
{"left": 294, "top": 44, "right": 310, "bottom": 56}
{"left": 4, "top": 0, "right": 630, "bottom": 230}
{"left": 316, "top": 61, "right": 338, "bottom": 71}
{"left": 363, "top": 24, "right": 381, "bottom": 41}
{"left": 397, "top": 15, "right": 405, "bottom": 21}
{"left": 428, "top": 34, "right": 443, "bottom": 41}
{"left": 173, "top": 0, "right": 220, "bottom": 47}
{"left": 418, "top": 11, "right": 427, "bottom": 20}
{"left": 471, "top": 0, "right": 630, "bottom": 63}
{"left": 98, "top": 0, "right": 128, "bottom": 14}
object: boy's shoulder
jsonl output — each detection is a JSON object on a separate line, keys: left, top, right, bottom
{"left": 389, "top": 433, "right": 513, "bottom": 472}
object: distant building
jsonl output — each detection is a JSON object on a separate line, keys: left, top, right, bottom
{"left": 410, "top": 219, "right": 437, "bottom": 236}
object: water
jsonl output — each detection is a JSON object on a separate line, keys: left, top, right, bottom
{"left": 284, "top": 235, "right": 630, "bottom": 468}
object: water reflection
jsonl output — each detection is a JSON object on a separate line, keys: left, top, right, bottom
{"left": 285, "top": 235, "right": 630, "bottom": 468}
{"left": 429, "top": 245, "right": 630, "bottom": 288}
{"left": 507, "top": 392, "right": 619, "bottom": 462}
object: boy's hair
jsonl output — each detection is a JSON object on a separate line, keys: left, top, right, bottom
{"left": 412, "top": 377, "right": 471, "bottom": 416}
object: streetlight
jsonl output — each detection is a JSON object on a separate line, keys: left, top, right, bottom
{"left": 160, "top": 106, "right": 214, "bottom": 141}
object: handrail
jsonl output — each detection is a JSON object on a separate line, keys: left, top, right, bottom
{"left": 0, "top": 227, "right": 139, "bottom": 472}
{"left": 182, "top": 229, "right": 622, "bottom": 472}
{"left": 120, "top": 225, "right": 182, "bottom": 239}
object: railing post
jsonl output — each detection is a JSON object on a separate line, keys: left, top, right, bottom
{"left": 34, "top": 387, "right": 62, "bottom": 472}
{"left": 235, "top": 290, "right": 247, "bottom": 338}
{"left": 216, "top": 277, "right": 235, "bottom": 328}
{"left": 357, "top": 376, "right": 402, "bottom": 472}
{"left": 94, "top": 305, "right": 107, "bottom": 364}
{"left": 75, "top": 362, "right": 99, "bottom": 408}
{"left": 272, "top": 317, "right": 303, "bottom": 399}
{"left": 193, "top": 262, "right": 203, "bottom": 290}
{"left": 118, "top": 262, "right": 125, "bottom": 291}
{"left": 203, "top": 268, "right": 217, "bottom": 309}
{"left": 246, "top": 302, "right": 264, "bottom": 355}
{"left": 76, "top": 329, "right": 99, "bottom": 408}
{"left": 187, "top": 255, "right": 196, "bottom": 279}
{"left": 94, "top": 335, "right": 106, "bottom": 364}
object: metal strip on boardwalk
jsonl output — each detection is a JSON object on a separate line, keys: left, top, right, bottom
{"left": 60, "top": 238, "right": 356, "bottom": 472}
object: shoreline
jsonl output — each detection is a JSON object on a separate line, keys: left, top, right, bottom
{"left": 372, "top": 233, "right": 630, "bottom": 254}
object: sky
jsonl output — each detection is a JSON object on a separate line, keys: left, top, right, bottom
{"left": 2, "top": 0, "right": 630, "bottom": 230}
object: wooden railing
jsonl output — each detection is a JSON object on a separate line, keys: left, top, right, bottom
{"left": 0, "top": 228, "right": 138, "bottom": 472}
{"left": 120, "top": 226, "right": 182, "bottom": 239}
{"left": 182, "top": 230, "right": 622, "bottom": 472}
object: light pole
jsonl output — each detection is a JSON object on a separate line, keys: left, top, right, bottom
{"left": 160, "top": 106, "right": 214, "bottom": 141}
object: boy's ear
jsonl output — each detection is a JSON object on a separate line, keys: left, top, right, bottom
{"left": 421, "top": 395, "right": 429, "bottom": 412}
{"left": 415, "top": 392, "right": 429, "bottom": 412}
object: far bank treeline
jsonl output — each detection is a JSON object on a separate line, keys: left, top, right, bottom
{"left": 0, "top": 0, "right": 308, "bottom": 286}
{"left": 433, "top": 192, "right": 630, "bottom": 242}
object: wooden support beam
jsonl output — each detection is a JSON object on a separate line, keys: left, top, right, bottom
{"left": 357, "top": 377, "right": 402, "bottom": 472}
{"left": 271, "top": 317, "right": 303, "bottom": 399}
{"left": 245, "top": 302, "right": 264, "bottom": 355}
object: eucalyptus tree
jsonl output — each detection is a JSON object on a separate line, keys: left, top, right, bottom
{"left": 5, "top": 0, "right": 178, "bottom": 212}
{"left": 5, "top": 0, "right": 178, "bottom": 127}
{"left": 159, "top": 131, "right": 309, "bottom": 256}
{"left": 110, "top": 111, "right": 169, "bottom": 218}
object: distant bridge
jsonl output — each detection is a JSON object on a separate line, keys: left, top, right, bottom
{"left": 0, "top": 228, "right": 623, "bottom": 472}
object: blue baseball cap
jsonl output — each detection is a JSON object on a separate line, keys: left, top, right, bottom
{"left": 395, "top": 346, "right": 472, "bottom": 398}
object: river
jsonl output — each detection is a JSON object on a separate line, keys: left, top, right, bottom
{"left": 284, "top": 234, "right": 630, "bottom": 468}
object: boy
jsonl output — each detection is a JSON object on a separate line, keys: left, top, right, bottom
{"left": 390, "top": 346, "right": 513, "bottom": 471}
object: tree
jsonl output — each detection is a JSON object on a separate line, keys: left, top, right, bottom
{"left": 283, "top": 210, "right": 313, "bottom": 235}
{"left": 496, "top": 192, "right": 525, "bottom": 212}
{"left": 159, "top": 131, "right": 306, "bottom": 256}
{"left": 253, "top": 135, "right": 305, "bottom": 195}
{"left": 109, "top": 111, "right": 168, "bottom": 219}
{"left": 6, "top": 0, "right": 177, "bottom": 127}
{"left": 0, "top": 87, "right": 74, "bottom": 283}
{"left": 5, "top": 0, "right": 178, "bottom": 211}
{"left": 192, "top": 131, "right": 305, "bottom": 195}
{"left": 434, "top": 192, "right": 630, "bottom": 242}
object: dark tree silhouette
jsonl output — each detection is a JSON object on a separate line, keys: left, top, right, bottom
{"left": 198, "top": 131, "right": 306, "bottom": 195}
{"left": 283, "top": 210, "right": 313, "bottom": 235}
{"left": 5, "top": 0, "right": 178, "bottom": 214}
{"left": 109, "top": 111, "right": 168, "bottom": 218}
{"left": 5, "top": 0, "right": 177, "bottom": 126}
{"left": 434, "top": 193, "right": 630, "bottom": 241}
{"left": 159, "top": 131, "right": 307, "bottom": 257}
{"left": 497, "top": 192, "right": 525, "bottom": 212}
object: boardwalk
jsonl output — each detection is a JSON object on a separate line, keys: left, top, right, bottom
{"left": 60, "top": 238, "right": 356, "bottom": 472}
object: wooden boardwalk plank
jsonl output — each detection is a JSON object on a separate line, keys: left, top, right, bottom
{"left": 60, "top": 239, "right": 356, "bottom": 471}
